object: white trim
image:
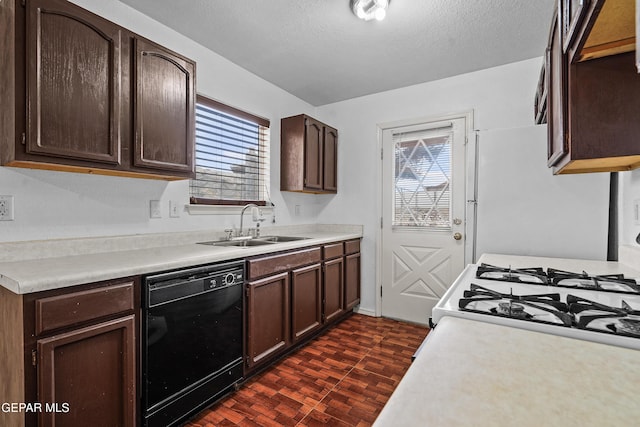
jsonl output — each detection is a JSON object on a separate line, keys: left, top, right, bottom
{"left": 353, "top": 306, "right": 377, "bottom": 317}
{"left": 186, "top": 204, "right": 274, "bottom": 216}
{"left": 375, "top": 110, "right": 475, "bottom": 319}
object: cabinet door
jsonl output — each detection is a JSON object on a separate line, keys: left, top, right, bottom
{"left": 547, "top": 13, "right": 569, "bottom": 167}
{"left": 304, "top": 118, "right": 323, "bottom": 190}
{"left": 246, "top": 272, "right": 290, "bottom": 369}
{"left": 323, "top": 126, "right": 338, "bottom": 192}
{"left": 26, "top": 0, "right": 122, "bottom": 165}
{"left": 344, "top": 253, "right": 361, "bottom": 310}
{"left": 133, "top": 38, "right": 195, "bottom": 176}
{"left": 37, "top": 315, "right": 136, "bottom": 427}
{"left": 561, "top": 0, "right": 590, "bottom": 52}
{"left": 323, "top": 257, "right": 344, "bottom": 324}
{"left": 291, "top": 263, "right": 322, "bottom": 342}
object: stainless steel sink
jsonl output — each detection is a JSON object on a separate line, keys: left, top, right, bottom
{"left": 256, "top": 235, "right": 309, "bottom": 242}
{"left": 197, "top": 239, "right": 275, "bottom": 247}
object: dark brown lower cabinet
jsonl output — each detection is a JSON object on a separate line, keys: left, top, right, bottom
{"left": 344, "top": 252, "right": 361, "bottom": 310}
{"left": 0, "top": 278, "right": 139, "bottom": 427}
{"left": 291, "top": 263, "right": 322, "bottom": 343}
{"left": 246, "top": 272, "right": 290, "bottom": 369}
{"left": 37, "top": 316, "right": 136, "bottom": 427}
{"left": 323, "top": 257, "right": 344, "bottom": 323}
{"left": 244, "top": 240, "right": 360, "bottom": 375}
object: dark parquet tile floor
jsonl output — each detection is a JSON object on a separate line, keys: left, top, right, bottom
{"left": 185, "top": 314, "right": 429, "bottom": 427}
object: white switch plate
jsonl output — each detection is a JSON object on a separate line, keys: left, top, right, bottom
{"left": 0, "top": 195, "right": 14, "bottom": 221}
{"left": 635, "top": 199, "right": 640, "bottom": 225}
{"left": 169, "top": 200, "right": 180, "bottom": 218}
{"left": 149, "top": 200, "right": 161, "bottom": 219}
{"left": 294, "top": 205, "right": 301, "bottom": 216}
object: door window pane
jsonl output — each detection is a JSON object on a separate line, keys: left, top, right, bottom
{"left": 393, "top": 129, "right": 452, "bottom": 229}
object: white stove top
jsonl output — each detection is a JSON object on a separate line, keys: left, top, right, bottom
{"left": 432, "top": 264, "right": 640, "bottom": 350}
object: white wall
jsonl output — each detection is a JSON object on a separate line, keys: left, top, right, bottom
{"left": 621, "top": 169, "right": 640, "bottom": 247}
{"left": 315, "top": 57, "right": 550, "bottom": 315}
{"left": 0, "top": 0, "right": 329, "bottom": 243}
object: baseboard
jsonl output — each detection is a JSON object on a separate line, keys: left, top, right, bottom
{"left": 353, "top": 306, "right": 376, "bottom": 317}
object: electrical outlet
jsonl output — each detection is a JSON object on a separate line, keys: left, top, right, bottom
{"left": 0, "top": 195, "right": 14, "bottom": 221}
{"left": 169, "top": 200, "right": 180, "bottom": 218}
{"left": 149, "top": 200, "right": 161, "bottom": 219}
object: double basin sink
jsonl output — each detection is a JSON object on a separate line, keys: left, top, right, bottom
{"left": 198, "top": 235, "right": 309, "bottom": 248}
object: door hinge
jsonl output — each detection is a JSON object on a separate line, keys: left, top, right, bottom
{"left": 381, "top": 148, "right": 383, "bottom": 160}
{"left": 380, "top": 217, "right": 383, "bottom": 229}
{"left": 21, "top": 132, "right": 26, "bottom": 145}
{"left": 380, "top": 287, "right": 383, "bottom": 298}
{"left": 31, "top": 350, "right": 37, "bottom": 367}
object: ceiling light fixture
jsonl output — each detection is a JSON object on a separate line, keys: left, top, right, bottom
{"left": 351, "top": 0, "right": 389, "bottom": 22}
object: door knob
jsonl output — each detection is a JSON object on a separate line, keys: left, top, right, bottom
{"left": 453, "top": 232, "right": 462, "bottom": 241}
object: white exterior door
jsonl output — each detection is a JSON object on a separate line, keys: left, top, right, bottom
{"left": 381, "top": 117, "right": 467, "bottom": 325}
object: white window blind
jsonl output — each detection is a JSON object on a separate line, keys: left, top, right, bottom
{"left": 393, "top": 125, "right": 453, "bottom": 229}
{"left": 190, "top": 96, "right": 270, "bottom": 205}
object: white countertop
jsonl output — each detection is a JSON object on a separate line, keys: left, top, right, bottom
{"left": 0, "top": 225, "right": 362, "bottom": 294}
{"left": 374, "top": 316, "right": 640, "bottom": 427}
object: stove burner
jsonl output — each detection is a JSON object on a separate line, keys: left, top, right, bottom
{"left": 567, "top": 295, "right": 640, "bottom": 338}
{"left": 617, "top": 319, "right": 640, "bottom": 336}
{"left": 476, "top": 264, "right": 548, "bottom": 284}
{"left": 497, "top": 301, "right": 526, "bottom": 318}
{"left": 548, "top": 268, "right": 640, "bottom": 295}
{"left": 459, "top": 284, "right": 572, "bottom": 326}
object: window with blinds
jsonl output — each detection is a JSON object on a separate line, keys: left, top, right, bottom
{"left": 190, "top": 96, "right": 270, "bottom": 205}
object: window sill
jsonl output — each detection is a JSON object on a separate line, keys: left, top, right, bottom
{"left": 186, "top": 204, "right": 274, "bottom": 216}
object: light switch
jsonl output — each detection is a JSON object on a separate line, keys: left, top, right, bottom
{"left": 169, "top": 200, "right": 181, "bottom": 218}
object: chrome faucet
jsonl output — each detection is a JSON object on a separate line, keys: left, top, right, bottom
{"left": 238, "top": 203, "right": 259, "bottom": 238}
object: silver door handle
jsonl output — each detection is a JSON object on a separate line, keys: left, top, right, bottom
{"left": 453, "top": 232, "right": 462, "bottom": 241}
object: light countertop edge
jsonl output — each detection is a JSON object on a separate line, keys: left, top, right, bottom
{"left": 374, "top": 316, "right": 640, "bottom": 427}
{"left": 0, "top": 229, "right": 362, "bottom": 295}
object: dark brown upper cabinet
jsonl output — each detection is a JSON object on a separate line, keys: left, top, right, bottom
{"left": 542, "top": 1, "right": 640, "bottom": 174}
{"left": 281, "top": 114, "right": 338, "bottom": 194}
{"left": 133, "top": 38, "right": 195, "bottom": 175}
{"left": 0, "top": 0, "right": 196, "bottom": 180}
{"left": 546, "top": 10, "right": 569, "bottom": 168}
{"left": 25, "top": 0, "right": 122, "bottom": 166}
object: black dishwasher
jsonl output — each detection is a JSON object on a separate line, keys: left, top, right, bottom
{"left": 142, "top": 260, "right": 244, "bottom": 427}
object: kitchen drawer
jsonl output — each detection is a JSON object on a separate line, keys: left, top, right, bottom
{"left": 35, "top": 280, "right": 135, "bottom": 336}
{"left": 323, "top": 242, "right": 344, "bottom": 260}
{"left": 344, "top": 239, "right": 360, "bottom": 255}
{"left": 247, "top": 247, "right": 321, "bottom": 280}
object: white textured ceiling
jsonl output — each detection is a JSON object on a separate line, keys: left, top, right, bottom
{"left": 119, "top": 0, "right": 556, "bottom": 106}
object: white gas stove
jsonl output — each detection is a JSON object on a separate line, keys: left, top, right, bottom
{"left": 432, "top": 261, "right": 640, "bottom": 350}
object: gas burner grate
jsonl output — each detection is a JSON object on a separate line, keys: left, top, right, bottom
{"left": 548, "top": 268, "right": 640, "bottom": 295}
{"left": 476, "top": 263, "right": 549, "bottom": 284}
{"left": 459, "top": 283, "right": 572, "bottom": 326}
{"left": 568, "top": 294, "right": 640, "bottom": 338}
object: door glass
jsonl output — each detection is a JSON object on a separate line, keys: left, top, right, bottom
{"left": 393, "top": 128, "right": 453, "bottom": 229}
